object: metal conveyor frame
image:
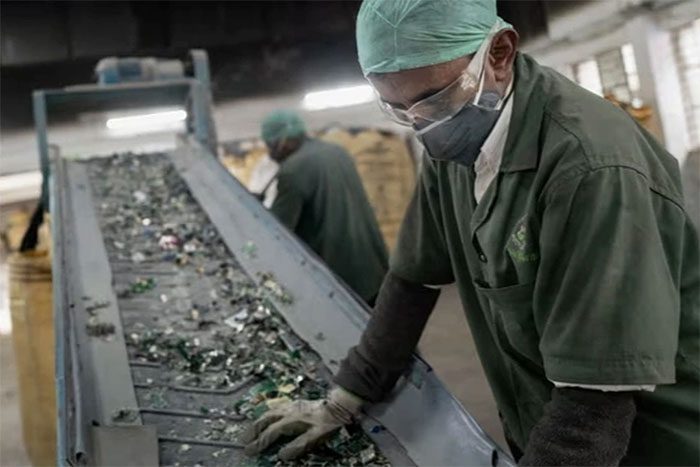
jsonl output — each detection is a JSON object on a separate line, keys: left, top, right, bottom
{"left": 51, "top": 137, "right": 515, "bottom": 466}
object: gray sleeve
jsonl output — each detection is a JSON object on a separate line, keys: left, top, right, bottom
{"left": 333, "top": 272, "right": 440, "bottom": 402}
{"left": 519, "top": 387, "right": 636, "bottom": 466}
{"left": 269, "top": 172, "right": 303, "bottom": 231}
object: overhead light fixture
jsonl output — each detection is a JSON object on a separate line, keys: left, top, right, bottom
{"left": 105, "top": 109, "right": 187, "bottom": 135}
{"left": 302, "top": 84, "right": 375, "bottom": 111}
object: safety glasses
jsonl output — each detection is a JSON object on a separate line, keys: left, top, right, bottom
{"left": 375, "top": 25, "right": 500, "bottom": 127}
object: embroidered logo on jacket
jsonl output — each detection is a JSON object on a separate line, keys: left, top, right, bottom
{"left": 507, "top": 223, "right": 539, "bottom": 263}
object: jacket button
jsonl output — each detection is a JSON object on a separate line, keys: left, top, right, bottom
{"left": 479, "top": 254, "right": 487, "bottom": 263}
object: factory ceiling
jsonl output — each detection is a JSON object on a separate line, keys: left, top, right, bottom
{"left": 0, "top": 0, "right": 566, "bottom": 130}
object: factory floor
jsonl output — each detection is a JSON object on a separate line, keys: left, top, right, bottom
{"left": 0, "top": 261, "right": 504, "bottom": 465}
{"left": 420, "top": 285, "right": 506, "bottom": 450}
{"left": 0, "top": 259, "right": 31, "bottom": 467}
{"left": 1, "top": 336, "right": 31, "bottom": 467}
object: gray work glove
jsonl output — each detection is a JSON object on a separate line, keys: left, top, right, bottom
{"left": 241, "top": 387, "right": 364, "bottom": 460}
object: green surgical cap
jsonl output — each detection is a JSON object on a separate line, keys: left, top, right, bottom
{"left": 356, "top": 0, "right": 511, "bottom": 75}
{"left": 261, "top": 110, "right": 306, "bottom": 144}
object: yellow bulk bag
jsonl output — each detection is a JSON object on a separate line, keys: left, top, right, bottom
{"left": 8, "top": 249, "right": 55, "bottom": 466}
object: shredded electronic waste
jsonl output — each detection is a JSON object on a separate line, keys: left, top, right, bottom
{"left": 86, "top": 153, "right": 389, "bottom": 466}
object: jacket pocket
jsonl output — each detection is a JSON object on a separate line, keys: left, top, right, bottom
{"left": 475, "top": 281, "right": 542, "bottom": 369}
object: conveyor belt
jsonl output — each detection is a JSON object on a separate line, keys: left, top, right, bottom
{"left": 87, "top": 153, "right": 401, "bottom": 466}
{"left": 51, "top": 142, "right": 514, "bottom": 466}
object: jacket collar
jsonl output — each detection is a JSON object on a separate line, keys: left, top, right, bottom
{"left": 500, "top": 53, "right": 548, "bottom": 173}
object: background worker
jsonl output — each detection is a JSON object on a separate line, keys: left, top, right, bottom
{"left": 244, "top": 1, "right": 700, "bottom": 465}
{"left": 261, "top": 110, "right": 388, "bottom": 306}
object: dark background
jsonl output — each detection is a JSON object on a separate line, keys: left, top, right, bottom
{"left": 0, "top": 1, "right": 575, "bottom": 130}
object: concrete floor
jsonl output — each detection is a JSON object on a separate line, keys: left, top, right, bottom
{"left": 0, "top": 259, "right": 31, "bottom": 467}
{"left": 420, "top": 285, "right": 506, "bottom": 450}
{"left": 1, "top": 336, "right": 31, "bottom": 467}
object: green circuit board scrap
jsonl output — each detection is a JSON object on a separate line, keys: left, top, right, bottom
{"left": 87, "top": 153, "right": 389, "bottom": 467}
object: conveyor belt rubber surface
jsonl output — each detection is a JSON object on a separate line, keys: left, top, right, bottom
{"left": 84, "top": 153, "right": 396, "bottom": 466}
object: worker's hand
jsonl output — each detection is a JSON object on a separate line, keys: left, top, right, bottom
{"left": 241, "top": 387, "right": 364, "bottom": 460}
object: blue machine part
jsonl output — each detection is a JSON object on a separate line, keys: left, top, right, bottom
{"left": 95, "top": 57, "right": 186, "bottom": 85}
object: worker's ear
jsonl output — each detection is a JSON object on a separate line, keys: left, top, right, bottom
{"left": 489, "top": 29, "right": 519, "bottom": 83}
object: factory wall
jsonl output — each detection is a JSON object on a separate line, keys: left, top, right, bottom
{"left": 524, "top": 0, "right": 700, "bottom": 164}
{"left": 2, "top": 0, "right": 698, "bottom": 205}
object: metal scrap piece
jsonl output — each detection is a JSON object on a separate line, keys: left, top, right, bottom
{"left": 111, "top": 407, "right": 140, "bottom": 424}
{"left": 87, "top": 153, "right": 389, "bottom": 466}
{"left": 85, "top": 300, "right": 111, "bottom": 315}
{"left": 159, "top": 436, "right": 244, "bottom": 449}
{"left": 86, "top": 318, "right": 116, "bottom": 338}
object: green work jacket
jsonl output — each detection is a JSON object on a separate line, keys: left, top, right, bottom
{"left": 271, "top": 138, "right": 388, "bottom": 302}
{"left": 391, "top": 54, "right": 699, "bottom": 465}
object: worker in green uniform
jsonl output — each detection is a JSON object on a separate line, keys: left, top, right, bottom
{"left": 260, "top": 110, "right": 388, "bottom": 305}
{"left": 244, "top": 1, "right": 700, "bottom": 465}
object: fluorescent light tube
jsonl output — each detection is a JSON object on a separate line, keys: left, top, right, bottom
{"left": 302, "top": 85, "right": 374, "bottom": 111}
{"left": 106, "top": 109, "right": 187, "bottom": 133}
